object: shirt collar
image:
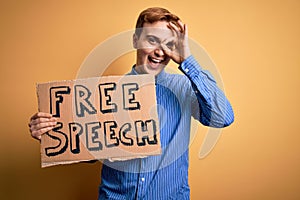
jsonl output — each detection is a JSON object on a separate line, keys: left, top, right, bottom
{"left": 128, "top": 65, "right": 167, "bottom": 83}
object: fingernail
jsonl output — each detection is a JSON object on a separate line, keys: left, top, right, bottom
{"left": 51, "top": 117, "right": 58, "bottom": 121}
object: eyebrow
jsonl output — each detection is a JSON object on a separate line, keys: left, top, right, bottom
{"left": 146, "top": 35, "right": 161, "bottom": 42}
{"left": 146, "top": 34, "right": 176, "bottom": 44}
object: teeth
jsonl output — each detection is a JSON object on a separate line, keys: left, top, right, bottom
{"left": 150, "top": 57, "right": 162, "bottom": 63}
{"left": 152, "top": 59, "right": 160, "bottom": 63}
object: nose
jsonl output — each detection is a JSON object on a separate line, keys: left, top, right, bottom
{"left": 154, "top": 46, "right": 165, "bottom": 57}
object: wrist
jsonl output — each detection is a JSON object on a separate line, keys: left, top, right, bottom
{"left": 180, "top": 48, "right": 191, "bottom": 64}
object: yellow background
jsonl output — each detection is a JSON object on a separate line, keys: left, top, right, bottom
{"left": 1, "top": 0, "right": 299, "bottom": 199}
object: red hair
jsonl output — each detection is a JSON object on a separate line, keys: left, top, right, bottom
{"left": 135, "top": 7, "right": 181, "bottom": 37}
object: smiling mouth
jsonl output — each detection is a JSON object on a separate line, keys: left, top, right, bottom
{"left": 148, "top": 56, "right": 165, "bottom": 64}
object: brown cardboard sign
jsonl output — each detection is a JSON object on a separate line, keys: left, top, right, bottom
{"left": 37, "top": 75, "right": 161, "bottom": 167}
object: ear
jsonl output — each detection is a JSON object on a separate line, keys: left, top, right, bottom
{"left": 133, "top": 33, "right": 138, "bottom": 49}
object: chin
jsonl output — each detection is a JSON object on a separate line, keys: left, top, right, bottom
{"left": 146, "top": 64, "right": 165, "bottom": 75}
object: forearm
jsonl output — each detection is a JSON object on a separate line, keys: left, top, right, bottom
{"left": 179, "top": 56, "right": 234, "bottom": 127}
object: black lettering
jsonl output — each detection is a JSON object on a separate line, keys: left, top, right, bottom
{"left": 74, "top": 85, "right": 97, "bottom": 117}
{"left": 104, "top": 121, "right": 119, "bottom": 148}
{"left": 45, "top": 122, "right": 68, "bottom": 157}
{"left": 122, "top": 83, "right": 140, "bottom": 111}
{"left": 135, "top": 119, "right": 158, "bottom": 146}
{"left": 69, "top": 123, "right": 83, "bottom": 154}
{"left": 99, "top": 83, "right": 117, "bottom": 114}
{"left": 86, "top": 122, "right": 102, "bottom": 151}
{"left": 119, "top": 123, "right": 133, "bottom": 146}
{"left": 50, "top": 86, "right": 71, "bottom": 117}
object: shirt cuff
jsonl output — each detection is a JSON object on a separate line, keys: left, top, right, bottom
{"left": 178, "top": 55, "right": 202, "bottom": 78}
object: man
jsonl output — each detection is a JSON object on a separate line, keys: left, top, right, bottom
{"left": 29, "top": 7, "right": 234, "bottom": 199}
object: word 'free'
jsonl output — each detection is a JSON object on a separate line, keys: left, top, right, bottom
{"left": 50, "top": 82, "right": 141, "bottom": 118}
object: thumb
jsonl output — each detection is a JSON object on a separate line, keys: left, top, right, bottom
{"left": 161, "top": 43, "right": 173, "bottom": 57}
{"left": 162, "top": 43, "right": 183, "bottom": 64}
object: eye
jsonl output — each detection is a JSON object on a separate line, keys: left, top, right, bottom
{"left": 166, "top": 42, "right": 175, "bottom": 50}
{"left": 147, "top": 36, "right": 158, "bottom": 45}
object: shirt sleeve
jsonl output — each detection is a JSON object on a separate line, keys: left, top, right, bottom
{"left": 178, "top": 55, "right": 234, "bottom": 127}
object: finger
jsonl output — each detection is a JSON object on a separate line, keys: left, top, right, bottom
{"left": 177, "top": 20, "right": 185, "bottom": 33}
{"left": 161, "top": 36, "right": 177, "bottom": 50}
{"left": 176, "top": 21, "right": 188, "bottom": 41}
{"left": 30, "top": 117, "right": 57, "bottom": 126}
{"left": 161, "top": 43, "right": 173, "bottom": 57}
{"left": 183, "top": 24, "right": 189, "bottom": 39}
{"left": 168, "top": 22, "right": 186, "bottom": 42}
{"left": 168, "top": 22, "right": 181, "bottom": 35}
{"left": 30, "top": 123, "right": 56, "bottom": 136}
{"left": 31, "top": 126, "right": 54, "bottom": 140}
{"left": 30, "top": 112, "right": 52, "bottom": 120}
{"left": 183, "top": 24, "right": 189, "bottom": 45}
{"left": 30, "top": 121, "right": 57, "bottom": 131}
{"left": 169, "top": 21, "right": 185, "bottom": 34}
{"left": 169, "top": 22, "right": 180, "bottom": 31}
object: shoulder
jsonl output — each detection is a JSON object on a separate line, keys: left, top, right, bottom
{"left": 162, "top": 71, "right": 190, "bottom": 85}
{"left": 157, "top": 71, "right": 192, "bottom": 93}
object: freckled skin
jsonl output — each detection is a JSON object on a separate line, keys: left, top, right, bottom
{"left": 133, "top": 21, "right": 174, "bottom": 76}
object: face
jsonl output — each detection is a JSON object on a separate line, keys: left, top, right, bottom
{"left": 133, "top": 21, "right": 177, "bottom": 76}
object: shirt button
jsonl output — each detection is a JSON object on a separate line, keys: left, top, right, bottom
{"left": 184, "top": 68, "right": 189, "bottom": 73}
{"left": 141, "top": 177, "right": 145, "bottom": 182}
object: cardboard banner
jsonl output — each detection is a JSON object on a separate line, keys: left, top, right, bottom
{"left": 37, "top": 75, "right": 161, "bottom": 167}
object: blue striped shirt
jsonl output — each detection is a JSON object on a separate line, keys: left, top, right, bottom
{"left": 98, "top": 55, "right": 234, "bottom": 199}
